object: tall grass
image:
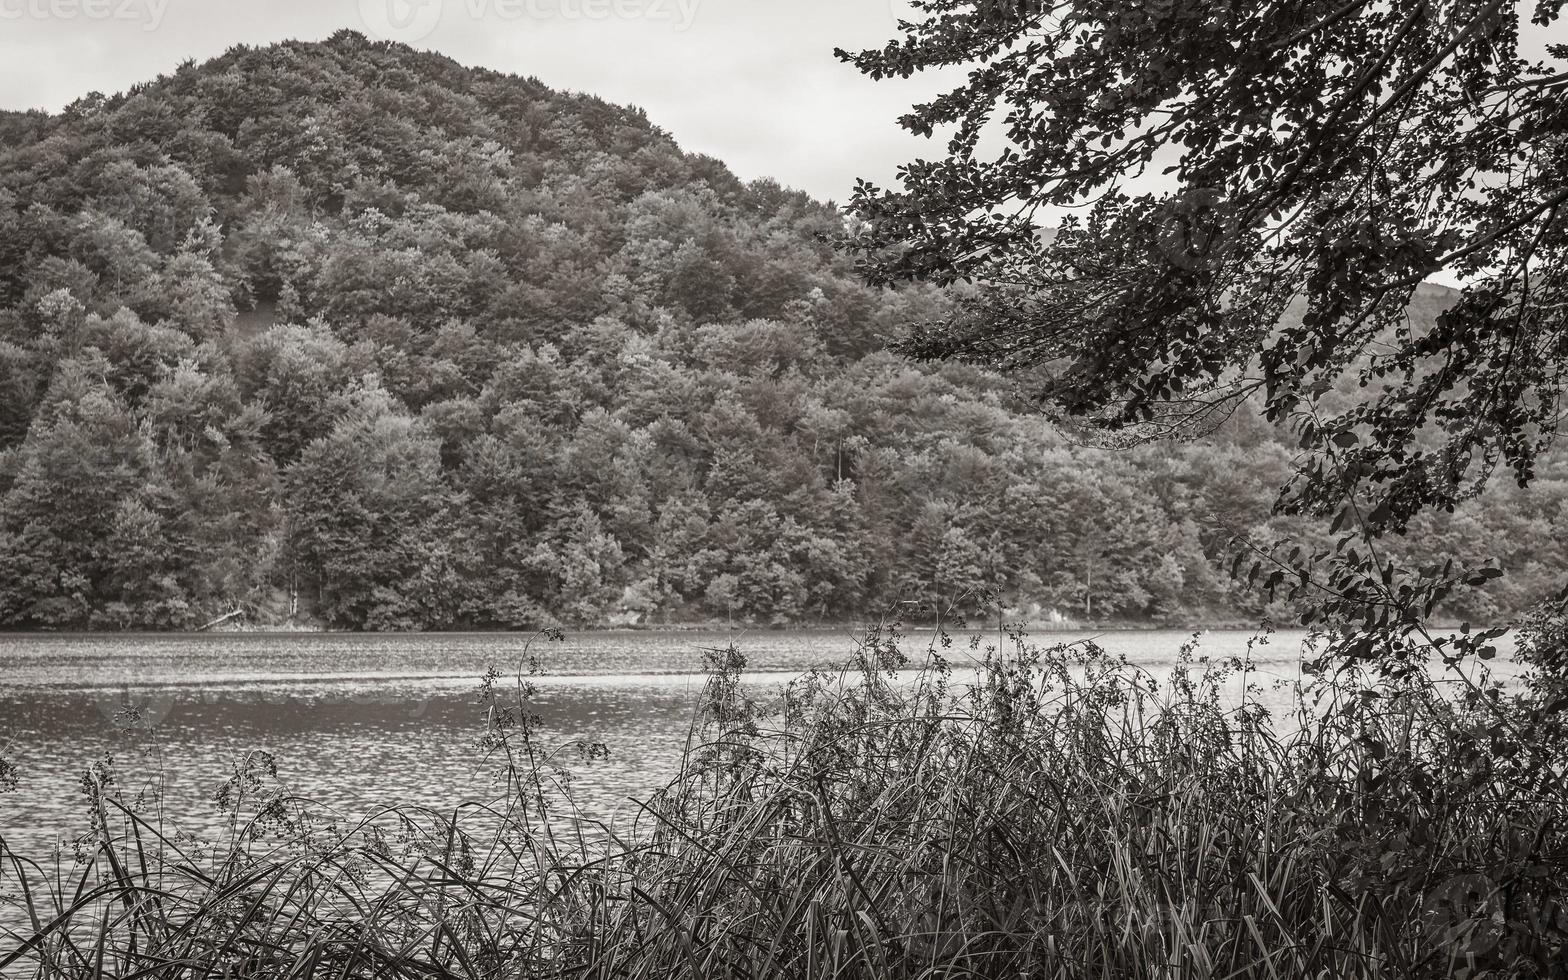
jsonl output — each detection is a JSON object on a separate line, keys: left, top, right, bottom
{"left": 3, "top": 625, "right": 1566, "bottom": 978}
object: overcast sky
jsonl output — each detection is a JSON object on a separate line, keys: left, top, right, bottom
{"left": 0, "top": 0, "right": 963, "bottom": 205}
{"left": 0, "top": 1, "right": 1558, "bottom": 208}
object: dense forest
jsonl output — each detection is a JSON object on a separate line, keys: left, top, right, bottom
{"left": 0, "top": 31, "right": 1561, "bottom": 631}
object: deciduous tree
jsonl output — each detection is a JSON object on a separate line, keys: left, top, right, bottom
{"left": 840, "top": 0, "right": 1567, "bottom": 650}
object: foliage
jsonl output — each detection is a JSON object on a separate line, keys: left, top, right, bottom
{"left": 838, "top": 0, "right": 1567, "bottom": 643}
{"left": 4, "top": 628, "right": 1567, "bottom": 978}
{"left": 0, "top": 33, "right": 1561, "bottom": 630}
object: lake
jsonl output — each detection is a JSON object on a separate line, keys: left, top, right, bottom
{"left": 0, "top": 627, "right": 1512, "bottom": 862}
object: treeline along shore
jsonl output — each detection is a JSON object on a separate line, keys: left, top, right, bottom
{"left": 1, "top": 34, "right": 1562, "bottom": 632}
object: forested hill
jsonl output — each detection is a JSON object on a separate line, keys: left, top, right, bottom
{"left": 0, "top": 32, "right": 1560, "bottom": 631}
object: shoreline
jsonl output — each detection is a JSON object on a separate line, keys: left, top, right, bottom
{"left": 0, "top": 619, "right": 1480, "bottom": 637}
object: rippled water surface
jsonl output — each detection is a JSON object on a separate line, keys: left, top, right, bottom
{"left": 1, "top": 627, "right": 1499, "bottom": 861}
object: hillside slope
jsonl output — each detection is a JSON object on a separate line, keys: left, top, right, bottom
{"left": 0, "top": 31, "right": 1559, "bottom": 630}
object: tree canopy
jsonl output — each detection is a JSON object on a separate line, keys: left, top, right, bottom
{"left": 0, "top": 32, "right": 1561, "bottom": 633}
{"left": 840, "top": 0, "right": 1567, "bottom": 649}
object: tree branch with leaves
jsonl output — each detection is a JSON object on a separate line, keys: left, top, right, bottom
{"left": 840, "top": 0, "right": 1567, "bottom": 653}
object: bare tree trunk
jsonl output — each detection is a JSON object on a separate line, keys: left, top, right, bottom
{"left": 198, "top": 609, "right": 244, "bottom": 632}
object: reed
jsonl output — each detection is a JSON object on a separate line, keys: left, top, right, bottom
{"left": 3, "top": 625, "right": 1565, "bottom": 979}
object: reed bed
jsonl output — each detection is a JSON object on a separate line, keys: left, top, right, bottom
{"left": 2, "top": 625, "right": 1566, "bottom": 979}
